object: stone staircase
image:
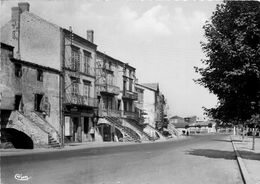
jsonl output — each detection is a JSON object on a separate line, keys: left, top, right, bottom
{"left": 27, "top": 111, "right": 61, "bottom": 148}
{"left": 123, "top": 118, "right": 155, "bottom": 141}
{"left": 104, "top": 116, "right": 141, "bottom": 143}
{"left": 48, "top": 135, "right": 60, "bottom": 148}
{"left": 168, "top": 123, "right": 182, "bottom": 137}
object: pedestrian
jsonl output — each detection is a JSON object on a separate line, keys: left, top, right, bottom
{"left": 90, "top": 127, "right": 95, "bottom": 142}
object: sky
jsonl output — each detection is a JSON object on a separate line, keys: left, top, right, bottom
{"left": 0, "top": 0, "right": 221, "bottom": 118}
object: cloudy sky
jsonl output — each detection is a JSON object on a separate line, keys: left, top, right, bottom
{"left": 1, "top": 0, "right": 221, "bottom": 118}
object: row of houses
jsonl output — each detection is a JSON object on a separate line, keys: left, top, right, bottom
{"left": 0, "top": 2, "right": 169, "bottom": 149}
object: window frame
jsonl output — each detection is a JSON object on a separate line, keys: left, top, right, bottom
{"left": 14, "top": 63, "right": 22, "bottom": 78}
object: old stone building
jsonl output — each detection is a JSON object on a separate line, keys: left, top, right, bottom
{"left": 0, "top": 2, "right": 64, "bottom": 147}
{"left": 0, "top": 42, "right": 61, "bottom": 148}
{"left": 0, "top": 2, "right": 168, "bottom": 148}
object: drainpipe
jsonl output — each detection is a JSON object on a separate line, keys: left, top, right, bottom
{"left": 60, "top": 28, "right": 65, "bottom": 147}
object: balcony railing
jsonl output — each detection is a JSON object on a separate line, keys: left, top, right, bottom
{"left": 96, "top": 84, "right": 120, "bottom": 95}
{"left": 123, "top": 90, "right": 138, "bottom": 100}
{"left": 101, "top": 109, "right": 122, "bottom": 117}
{"left": 123, "top": 111, "right": 138, "bottom": 119}
{"left": 65, "top": 93, "right": 98, "bottom": 107}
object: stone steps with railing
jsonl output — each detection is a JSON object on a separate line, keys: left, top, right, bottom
{"left": 105, "top": 116, "right": 141, "bottom": 143}
{"left": 27, "top": 111, "right": 61, "bottom": 147}
{"left": 122, "top": 118, "right": 155, "bottom": 141}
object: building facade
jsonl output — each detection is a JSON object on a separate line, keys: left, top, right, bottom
{"left": 62, "top": 28, "right": 100, "bottom": 143}
{"left": 0, "top": 43, "right": 61, "bottom": 148}
{"left": 0, "top": 2, "right": 169, "bottom": 147}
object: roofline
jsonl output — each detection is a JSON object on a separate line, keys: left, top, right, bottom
{"left": 63, "top": 29, "right": 97, "bottom": 49}
{"left": 1, "top": 42, "right": 14, "bottom": 51}
{"left": 97, "top": 50, "right": 136, "bottom": 70}
{"left": 10, "top": 58, "right": 61, "bottom": 75}
{"left": 137, "top": 83, "right": 158, "bottom": 92}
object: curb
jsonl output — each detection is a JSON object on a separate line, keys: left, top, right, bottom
{"left": 230, "top": 136, "right": 256, "bottom": 184}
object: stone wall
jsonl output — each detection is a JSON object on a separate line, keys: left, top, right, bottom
{"left": 7, "top": 111, "right": 48, "bottom": 146}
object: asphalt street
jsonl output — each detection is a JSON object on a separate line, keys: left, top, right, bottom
{"left": 1, "top": 134, "right": 243, "bottom": 184}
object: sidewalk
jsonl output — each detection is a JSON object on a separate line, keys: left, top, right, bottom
{"left": 231, "top": 135, "right": 260, "bottom": 184}
{"left": 0, "top": 136, "right": 187, "bottom": 157}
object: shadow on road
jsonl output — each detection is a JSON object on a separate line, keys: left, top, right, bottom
{"left": 212, "top": 139, "right": 231, "bottom": 143}
{"left": 187, "top": 149, "right": 260, "bottom": 161}
{"left": 186, "top": 149, "right": 236, "bottom": 160}
{"left": 238, "top": 151, "right": 260, "bottom": 161}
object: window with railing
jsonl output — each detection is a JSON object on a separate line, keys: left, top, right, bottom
{"left": 83, "top": 80, "right": 91, "bottom": 97}
{"left": 71, "top": 48, "right": 80, "bottom": 71}
{"left": 70, "top": 77, "right": 80, "bottom": 96}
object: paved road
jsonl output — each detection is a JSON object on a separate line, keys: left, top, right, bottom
{"left": 1, "top": 134, "right": 243, "bottom": 184}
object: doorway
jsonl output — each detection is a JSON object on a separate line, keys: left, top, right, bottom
{"left": 72, "top": 117, "right": 81, "bottom": 142}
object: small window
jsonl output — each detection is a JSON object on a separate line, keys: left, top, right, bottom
{"left": 35, "top": 94, "right": 43, "bottom": 112}
{"left": 14, "top": 95, "right": 22, "bottom": 111}
{"left": 37, "top": 69, "right": 43, "bottom": 82}
{"left": 14, "top": 64, "right": 22, "bottom": 77}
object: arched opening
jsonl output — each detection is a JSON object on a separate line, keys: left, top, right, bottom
{"left": 1, "top": 128, "right": 34, "bottom": 149}
{"left": 97, "top": 123, "right": 123, "bottom": 142}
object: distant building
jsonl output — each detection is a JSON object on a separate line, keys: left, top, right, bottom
{"left": 136, "top": 83, "right": 166, "bottom": 139}
{"left": 184, "top": 116, "right": 197, "bottom": 124}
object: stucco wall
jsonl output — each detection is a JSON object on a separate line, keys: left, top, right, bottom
{"left": 143, "top": 88, "right": 156, "bottom": 127}
{"left": 19, "top": 12, "right": 61, "bottom": 70}
{"left": 7, "top": 111, "right": 49, "bottom": 146}
{"left": 0, "top": 47, "right": 61, "bottom": 133}
{"left": 0, "top": 47, "right": 15, "bottom": 109}
{"left": 1, "top": 11, "right": 61, "bottom": 70}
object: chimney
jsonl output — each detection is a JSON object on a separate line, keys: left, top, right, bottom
{"left": 87, "top": 30, "right": 94, "bottom": 43}
{"left": 11, "top": 7, "right": 21, "bottom": 22}
{"left": 18, "top": 2, "right": 30, "bottom": 13}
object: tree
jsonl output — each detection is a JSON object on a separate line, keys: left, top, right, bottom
{"left": 195, "top": 1, "right": 260, "bottom": 125}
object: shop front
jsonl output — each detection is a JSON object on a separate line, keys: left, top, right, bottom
{"left": 64, "top": 105, "right": 95, "bottom": 143}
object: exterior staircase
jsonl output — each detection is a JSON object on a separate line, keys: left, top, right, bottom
{"left": 48, "top": 135, "right": 60, "bottom": 148}
{"left": 27, "top": 111, "right": 61, "bottom": 148}
{"left": 104, "top": 116, "right": 141, "bottom": 143}
{"left": 123, "top": 118, "right": 155, "bottom": 141}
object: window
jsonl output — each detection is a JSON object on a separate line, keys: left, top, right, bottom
{"left": 83, "top": 80, "right": 91, "bottom": 97}
{"left": 83, "top": 51, "right": 91, "bottom": 75}
{"left": 71, "top": 48, "right": 80, "bottom": 71}
{"left": 71, "top": 77, "right": 80, "bottom": 96}
{"left": 14, "top": 95, "right": 22, "bottom": 111}
{"left": 107, "top": 73, "right": 113, "bottom": 85}
{"left": 123, "top": 101, "right": 127, "bottom": 111}
{"left": 34, "top": 94, "right": 43, "bottom": 112}
{"left": 129, "top": 101, "right": 133, "bottom": 112}
{"left": 123, "top": 79, "right": 127, "bottom": 93}
{"left": 14, "top": 63, "right": 22, "bottom": 77}
{"left": 129, "top": 79, "right": 133, "bottom": 92}
{"left": 37, "top": 69, "right": 43, "bottom": 82}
